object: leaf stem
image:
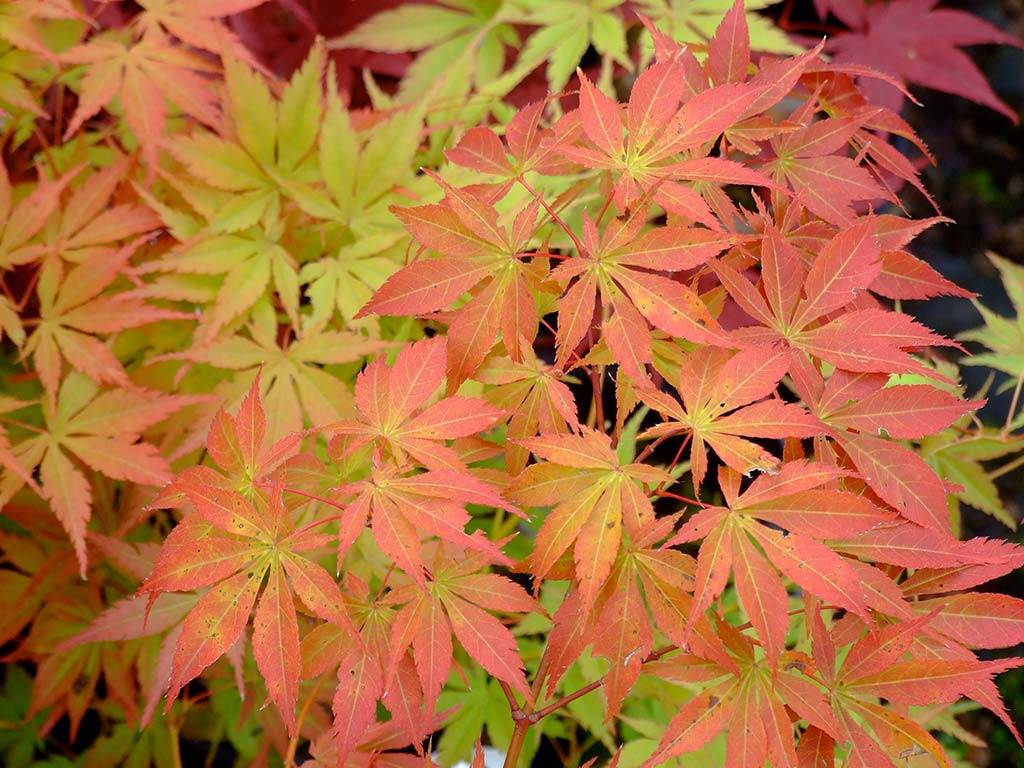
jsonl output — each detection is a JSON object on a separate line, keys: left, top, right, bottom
{"left": 169, "top": 721, "right": 183, "bottom": 768}
{"left": 589, "top": 366, "right": 606, "bottom": 432}
{"left": 655, "top": 489, "right": 707, "bottom": 508}
{"left": 516, "top": 175, "right": 586, "bottom": 256}
{"left": 989, "top": 451, "right": 1024, "bottom": 482}
{"left": 284, "top": 674, "right": 328, "bottom": 768}
{"left": 1002, "top": 370, "right": 1024, "bottom": 438}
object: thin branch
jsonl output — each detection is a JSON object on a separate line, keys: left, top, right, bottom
{"left": 526, "top": 644, "right": 677, "bottom": 724}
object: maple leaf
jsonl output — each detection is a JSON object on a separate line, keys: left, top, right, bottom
{"left": 0, "top": 373, "right": 191, "bottom": 576}
{"left": 22, "top": 585, "right": 151, "bottom": 740}
{"left": 167, "top": 42, "right": 335, "bottom": 232}
{"left": 132, "top": 0, "right": 267, "bottom": 63}
{"left": 551, "top": 212, "right": 733, "bottom": 381}
{"left": 183, "top": 304, "right": 381, "bottom": 444}
{"left": 143, "top": 379, "right": 358, "bottom": 734}
{"left": 510, "top": 428, "right": 670, "bottom": 610}
{"left": 638, "top": 346, "right": 823, "bottom": 490}
{"left": 327, "top": 337, "right": 504, "bottom": 472}
{"left": 0, "top": 0, "right": 85, "bottom": 62}
{"left": 636, "top": 0, "right": 800, "bottom": 57}
{"left": 505, "top": 0, "right": 632, "bottom": 93}
{"left": 62, "top": 28, "right": 222, "bottom": 166}
{"left": 924, "top": 429, "right": 1024, "bottom": 529}
{"left": 805, "top": 610, "right": 1024, "bottom": 763}
{"left": 25, "top": 242, "right": 186, "bottom": 401}
{"left": 540, "top": 516, "right": 714, "bottom": 719}
{"left": 336, "top": 465, "right": 517, "bottom": 586}
{"left": 59, "top": 0, "right": 268, "bottom": 163}
{"left": 642, "top": 621, "right": 826, "bottom": 767}
{"left": 665, "top": 463, "right": 876, "bottom": 666}
{"left": 328, "top": 1, "right": 515, "bottom": 103}
{"left": 32, "top": 159, "right": 161, "bottom": 267}
{"left": 762, "top": 112, "right": 892, "bottom": 225}
{"left": 714, "top": 217, "right": 958, "bottom": 381}
{"left": 299, "top": 71, "right": 427, "bottom": 332}
{"left": 445, "top": 100, "right": 574, "bottom": 179}
{"left": 827, "top": 0, "right": 1024, "bottom": 121}
{"left": 792, "top": 366, "right": 982, "bottom": 533}
{"left": 148, "top": 227, "right": 303, "bottom": 343}
{"left": 0, "top": 161, "right": 76, "bottom": 271}
{"left": 360, "top": 178, "right": 549, "bottom": 386}
{"left": 386, "top": 552, "right": 538, "bottom": 720}
{"left": 477, "top": 354, "right": 581, "bottom": 475}
{"left": 295, "top": 569, "right": 440, "bottom": 764}
{"left": 558, "top": 65, "right": 771, "bottom": 215}
{"left": 960, "top": 252, "right": 1024, "bottom": 381}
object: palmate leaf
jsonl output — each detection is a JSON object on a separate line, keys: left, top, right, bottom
{"left": 26, "top": 242, "right": 185, "bottom": 401}
{"left": 178, "top": 300, "right": 382, "bottom": 446}
{"left": 328, "top": 0, "right": 514, "bottom": 103}
{"left": 478, "top": 353, "right": 581, "bottom": 475}
{"left": 511, "top": 428, "right": 669, "bottom": 610}
{"left": 387, "top": 553, "right": 538, "bottom": 715}
{"left": 556, "top": 63, "right": 777, "bottom": 217}
{"left": 21, "top": 586, "right": 151, "bottom": 741}
{"left": 0, "top": 161, "right": 76, "bottom": 271}
{"left": 336, "top": 464, "right": 516, "bottom": 586}
{"left": 62, "top": 28, "right": 222, "bottom": 166}
{"left": 960, "top": 252, "right": 1024, "bottom": 379}
{"left": 641, "top": 621, "right": 829, "bottom": 767}
{"left": 168, "top": 41, "right": 334, "bottom": 232}
{"left": 506, "top": 0, "right": 632, "bottom": 93}
{"left": 551, "top": 211, "right": 734, "bottom": 381}
{"left": 666, "top": 464, "right": 879, "bottom": 669}
{"left": 60, "top": 0, "right": 268, "bottom": 164}
{"left": 0, "top": 373, "right": 193, "bottom": 577}
{"left": 794, "top": 366, "right": 983, "bottom": 533}
{"left": 714, "top": 217, "right": 959, "bottom": 383}
{"left": 148, "top": 227, "right": 301, "bottom": 343}
{"left": 826, "top": 0, "right": 1024, "bottom": 120}
{"left": 143, "top": 378, "right": 357, "bottom": 733}
{"left": 2, "top": 0, "right": 1021, "bottom": 763}
{"left": 327, "top": 337, "right": 504, "bottom": 472}
{"left": 924, "top": 430, "right": 1024, "bottom": 529}
{"left": 0, "top": 0, "right": 86, "bottom": 62}
{"left": 360, "top": 179, "right": 549, "bottom": 386}
{"left": 638, "top": 346, "right": 824, "bottom": 490}
{"left": 636, "top": 0, "right": 800, "bottom": 58}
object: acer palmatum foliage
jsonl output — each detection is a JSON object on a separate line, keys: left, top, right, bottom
{"left": 1, "top": 0, "right": 1023, "bottom": 767}
{"left": 142, "top": 15, "right": 1023, "bottom": 768}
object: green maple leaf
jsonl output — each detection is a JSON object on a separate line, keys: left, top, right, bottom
{"left": 186, "top": 301, "right": 382, "bottom": 443}
{"left": 635, "top": 0, "right": 800, "bottom": 57}
{"left": 327, "top": 0, "right": 515, "bottom": 102}
{"left": 508, "top": 0, "right": 632, "bottom": 93}
{"left": 922, "top": 428, "right": 1023, "bottom": 530}
{"left": 169, "top": 41, "right": 335, "bottom": 233}
{"left": 147, "top": 225, "right": 300, "bottom": 344}
{"left": 298, "top": 75, "right": 429, "bottom": 332}
{"left": 960, "top": 252, "right": 1024, "bottom": 380}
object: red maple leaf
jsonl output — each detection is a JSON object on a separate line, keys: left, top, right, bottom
{"left": 825, "top": 0, "right": 1024, "bottom": 120}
